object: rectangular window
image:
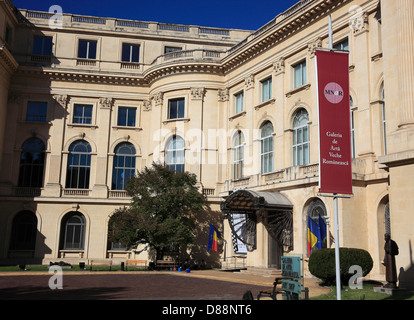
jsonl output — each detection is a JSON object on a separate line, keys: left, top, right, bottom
{"left": 27, "top": 102, "right": 47, "bottom": 122}
{"left": 168, "top": 98, "right": 185, "bottom": 119}
{"left": 233, "top": 145, "right": 244, "bottom": 180}
{"left": 334, "top": 38, "right": 349, "bottom": 51}
{"left": 33, "top": 36, "right": 53, "bottom": 56}
{"left": 122, "top": 43, "right": 140, "bottom": 63}
{"left": 5, "top": 25, "right": 12, "bottom": 45}
{"left": 293, "top": 60, "right": 307, "bottom": 89}
{"left": 117, "top": 107, "right": 137, "bottom": 127}
{"left": 235, "top": 91, "right": 244, "bottom": 114}
{"left": 73, "top": 104, "right": 93, "bottom": 124}
{"left": 261, "top": 77, "right": 272, "bottom": 102}
{"left": 78, "top": 40, "right": 97, "bottom": 59}
{"left": 164, "top": 46, "right": 182, "bottom": 54}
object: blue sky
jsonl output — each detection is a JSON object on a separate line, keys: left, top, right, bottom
{"left": 12, "top": 0, "right": 300, "bottom": 30}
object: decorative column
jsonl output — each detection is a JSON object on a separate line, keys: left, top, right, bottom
{"left": 91, "top": 97, "right": 113, "bottom": 198}
{"left": 217, "top": 88, "right": 229, "bottom": 187}
{"left": 43, "top": 94, "right": 68, "bottom": 197}
{"left": 190, "top": 87, "right": 206, "bottom": 185}
{"left": 274, "top": 58, "right": 286, "bottom": 170}
{"left": 244, "top": 74, "right": 255, "bottom": 177}
{"left": 396, "top": 0, "right": 414, "bottom": 128}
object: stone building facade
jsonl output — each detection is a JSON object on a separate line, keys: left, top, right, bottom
{"left": 0, "top": 0, "right": 413, "bottom": 287}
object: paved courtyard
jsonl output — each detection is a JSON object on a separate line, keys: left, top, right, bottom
{"left": 0, "top": 270, "right": 329, "bottom": 300}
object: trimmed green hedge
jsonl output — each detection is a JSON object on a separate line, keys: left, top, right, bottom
{"left": 308, "top": 248, "right": 373, "bottom": 286}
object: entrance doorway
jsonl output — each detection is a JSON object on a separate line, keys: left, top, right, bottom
{"left": 268, "top": 234, "right": 282, "bottom": 269}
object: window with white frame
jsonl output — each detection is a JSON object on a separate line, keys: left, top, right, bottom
{"left": 261, "top": 122, "right": 274, "bottom": 174}
{"left": 122, "top": 43, "right": 140, "bottom": 63}
{"left": 112, "top": 142, "right": 136, "bottom": 190}
{"left": 66, "top": 140, "right": 91, "bottom": 189}
{"left": 78, "top": 39, "right": 97, "bottom": 59}
{"left": 235, "top": 91, "right": 244, "bottom": 114}
{"left": 165, "top": 136, "right": 185, "bottom": 173}
{"left": 27, "top": 102, "right": 47, "bottom": 122}
{"left": 292, "top": 109, "right": 310, "bottom": 166}
{"left": 117, "top": 107, "right": 136, "bottom": 127}
{"left": 73, "top": 104, "right": 93, "bottom": 124}
{"left": 261, "top": 77, "right": 272, "bottom": 102}
{"left": 168, "top": 98, "right": 185, "bottom": 120}
{"left": 233, "top": 131, "right": 244, "bottom": 180}
{"left": 334, "top": 38, "right": 349, "bottom": 51}
{"left": 62, "top": 212, "right": 86, "bottom": 250}
{"left": 293, "top": 60, "right": 307, "bottom": 89}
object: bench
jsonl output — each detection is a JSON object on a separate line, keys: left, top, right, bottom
{"left": 125, "top": 259, "right": 148, "bottom": 271}
{"left": 156, "top": 260, "right": 179, "bottom": 270}
{"left": 257, "top": 277, "right": 286, "bottom": 300}
{"left": 89, "top": 259, "right": 112, "bottom": 271}
{"left": 257, "top": 276, "right": 309, "bottom": 300}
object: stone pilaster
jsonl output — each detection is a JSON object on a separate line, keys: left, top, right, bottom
{"left": 396, "top": 0, "right": 414, "bottom": 128}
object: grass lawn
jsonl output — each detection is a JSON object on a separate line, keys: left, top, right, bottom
{"left": 311, "top": 284, "right": 414, "bottom": 300}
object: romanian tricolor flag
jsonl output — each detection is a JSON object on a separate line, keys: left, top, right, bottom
{"left": 307, "top": 217, "right": 321, "bottom": 256}
{"left": 207, "top": 224, "right": 221, "bottom": 252}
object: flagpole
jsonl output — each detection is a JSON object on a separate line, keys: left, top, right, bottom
{"left": 329, "top": 13, "right": 342, "bottom": 301}
{"left": 333, "top": 194, "right": 342, "bottom": 300}
{"left": 329, "top": 14, "right": 333, "bottom": 49}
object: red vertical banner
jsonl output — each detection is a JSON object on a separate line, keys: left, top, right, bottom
{"left": 316, "top": 50, "right": 353, "bottom": 195}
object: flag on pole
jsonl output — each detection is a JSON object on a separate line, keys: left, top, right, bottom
{"left": 307, "top": 217, "right": 321, "bottom": 256}
{"left": 207, "top": 224, "right": 221, "bottom": 252}
{"left": 318, "top": 215, "right": 327, "bottom": 246}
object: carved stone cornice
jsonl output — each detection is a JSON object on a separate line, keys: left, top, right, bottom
{"left": 0, "top": 45, "right": 18, "bottom": 75}
{"left": 222, "top": 0, "right": 352, "bottom": 73}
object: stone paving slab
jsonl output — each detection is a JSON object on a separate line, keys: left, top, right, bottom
{"left": 0, "top": 270, "right": 330, "bottom": 300}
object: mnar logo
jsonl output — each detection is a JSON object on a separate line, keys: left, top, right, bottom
{"left": 324, "top": 82, "right": 344, "bottom": 104}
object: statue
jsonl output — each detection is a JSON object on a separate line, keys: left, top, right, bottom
{"left": 382, "top": 234, "right": 399, "bottom": 288}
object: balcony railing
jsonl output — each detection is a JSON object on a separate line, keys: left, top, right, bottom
{"left": 13, "top": 187, "right": 41, "bottom": 197}
{"left": 151, "top": 49, "right": 225, "bottom": 66}
{"left": 63, "top": 189, "right": 90, "bottom": 196}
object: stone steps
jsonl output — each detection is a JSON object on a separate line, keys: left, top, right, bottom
{"left": 240, "top": 267, "right": 282, "bottom": 277}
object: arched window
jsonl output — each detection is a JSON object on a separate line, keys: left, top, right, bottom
{"left": 307, "top": 198, "right": 328, "bottom": 252}
{"left": 233, "top": 131, "right": 244, "bottom": 180}
{"left": 112, "top": 142, "right": 136, "bottom": 190}
{"left": 61, "top": 212, "right": 86, "bottom": 250}
{"left": 165, "top": 136, "right": 185, "bottom": 173}
{"left": 10, "top": 211, "right": 37, "bottom": 251}
{"left": 293, "top": 109, "right": 310, "bottom": 166}
{"left": 66, "top": 140, "right": 91, "bottom": 189}
{"left": 18, "top": 138, "right": 45, "bottom": 188}
{"left": 261, "top": 122, "right": 274, "bottom": 174}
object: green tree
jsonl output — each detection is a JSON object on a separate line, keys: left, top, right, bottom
{"left": 108, "top": 163, "right": 208, "bottom": 260}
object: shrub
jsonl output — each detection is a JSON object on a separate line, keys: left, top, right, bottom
{"left": 308, "top": 248, "right": 373, "bottom": 286}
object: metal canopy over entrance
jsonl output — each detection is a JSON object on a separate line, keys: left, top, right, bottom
{"left": 221, "top": 190, "right": 294, "bottom": 253}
